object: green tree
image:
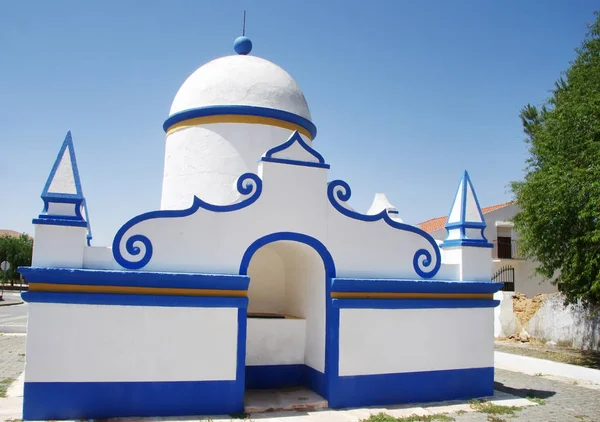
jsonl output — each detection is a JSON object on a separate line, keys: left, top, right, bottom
{"left": 0, "top": 234, "right": 33, "bottom": 285}
{"left": 511, "top": 12, "right": 600, "bottom": 306}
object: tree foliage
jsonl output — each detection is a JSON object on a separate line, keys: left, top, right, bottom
{"left": 0, "top": 234, "right": 33, "bottom": 284}
{"left": 512, "top": 12, "right": 600, "bottom": 306}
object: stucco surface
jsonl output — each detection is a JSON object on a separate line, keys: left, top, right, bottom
{"left": 338, "top": 307, "right": 494, "bottom": 376}
{"left": 169, "top": 55, "right": 311, "bottom": 120}
{"left": 25, "top": 303, "right": 239, "bottom": 382}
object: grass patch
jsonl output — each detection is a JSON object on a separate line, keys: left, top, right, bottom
{"left": 526, "top": 395, "right": 546, "bottom": 405}
{"left": 0, "top": 378, "right": 15, "bottom": 398}
{"left": 360, "top": 413, "right": 454, "bottom": 422}
{"left": 486, "top": 417, "right": 506, "bottom": 422}
{"left": 469, "top": 399, "right": 522, "bottom": 415}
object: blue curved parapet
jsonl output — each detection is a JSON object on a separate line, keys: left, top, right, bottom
{"left": 261, "top": 131, "right": 329, "bottom": 169}
{"left": 112, "top": 173, "right": 262, "bottom": 270}
{"left": 327, "top": 180, "right": 441, "bottom": 279}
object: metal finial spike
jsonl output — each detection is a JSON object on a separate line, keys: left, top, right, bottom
{"left": 243, "top": 10, "right": 246, "bottom": 36}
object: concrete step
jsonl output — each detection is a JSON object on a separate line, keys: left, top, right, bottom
{"left": 245, "top": 387, "right": 328, "bottom": 413}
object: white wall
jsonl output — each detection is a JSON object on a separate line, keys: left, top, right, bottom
{"left": 83, "top": 246, "right": 120, "bottom": 270}
{"left": 246, "top": 319, "right": 306, "bottom": 365}
{"left": 494, "top": 291, "right": 519, "bottom": 338}
{"left": 338, "top": 308, "right": 494, "bottom": 376}
{"left": 32, "top": 224, "right": 87, "bottom": 268}
{"left": 46, "top": 202, "right": 78, "bottom": 217}
{"left": 278, "top": 242, "right": 327, "bottom": 372}
{"left": 528, "top": 294, "right": 600, "bottom": 351}
{"left": 161, "top": 123, "right": 313, "bottom": 210}
{"left": 516, "top": 261, "right": 557, "bottom": 297}
{"left": 247, "top": 245, "right": 286, "bottom": 315}
{"left": 429, "top": 204, "right": 557, "bottom": 296}
{"left": 443, "top": 247, "right": 492, "bottom": 281}
{"left": 112, "top": 137, "right": 447, "bottom": 284}
{"left": 244, "top": 241, "right": 326, "bottom": 372}
{"left": 25, "top": 303, "right": 239, "bottom": 382}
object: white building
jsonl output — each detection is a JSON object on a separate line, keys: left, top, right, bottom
{"left": 419, "top": 201, "right": 558, "bottom": 298}
{"left": 19, "top": 36, "right": 503, "bottom": 420}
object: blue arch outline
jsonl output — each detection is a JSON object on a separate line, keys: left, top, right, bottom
{"left": 163, "top": 105, "right": 317, "bottom": 140}
{"left": 239, "top": 232, "right": 336, "bottom": 277}
{"left": 327, "top": 180, "right": 441, "bottom": 279}
{"left": 112, "top": 173, "right": 262, "bottom": 270}
{"left": 238, "top": 232, "right": 337, "bottom": 399}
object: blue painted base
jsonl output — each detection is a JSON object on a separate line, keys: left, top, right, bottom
{"left": 304, "top": 365, "right": 328, "bottom": 398}
{"left": 246, "top": 365, "right": 304, "bottom": 389}
{"left": 328, "top": 367, "right": 494, "bottom": 409}
{"left": 23, "top": 367, "right": 494, "bottom": 419}
{"left": 23, "top": 380, "right": 244, "bottom": 421}
{"left": 245, "top": 364, "right": 327, "bottom": 396}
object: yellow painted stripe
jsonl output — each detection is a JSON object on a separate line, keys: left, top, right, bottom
{"left": 330, "top": 292, "right": 493, "bottom": 300}
{"left": 165, "top": 115, "right": 313, "bottom": 139}
{"left": 28, "top": 283, "right": 248, "bottom": 298}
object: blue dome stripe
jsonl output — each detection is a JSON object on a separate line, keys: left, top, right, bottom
{"left": 163, "top": 105, "right": 317, "bottom": 139}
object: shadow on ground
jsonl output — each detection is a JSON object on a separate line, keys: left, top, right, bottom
{"left": 494, "top": 380, "right": 556, "bottom": 399}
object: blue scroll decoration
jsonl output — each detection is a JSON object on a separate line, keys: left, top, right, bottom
{"left": 113, "top": 173, "right": 262, "bottom": 270}
{"left": 327, "top": 180, "right": 441, "bottom": 279}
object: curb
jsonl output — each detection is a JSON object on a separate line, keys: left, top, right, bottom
{"left": 0, "top": 300, "right": 24, "bottom": 307}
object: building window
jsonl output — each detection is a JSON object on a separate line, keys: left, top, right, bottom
{"left": 497, "top": 236, "right": 513, "bottom": 259}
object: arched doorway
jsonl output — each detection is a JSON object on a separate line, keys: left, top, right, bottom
{"left": 239, "top": 232, "right": 335, "bottom": 396}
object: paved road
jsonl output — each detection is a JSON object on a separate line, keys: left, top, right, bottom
{"left": 452, "top": 369, "right": 600, "bottom": 422}
{"left": 0, "top": 334, "right": 26, "bottom": 383}
{"left": 0, "top": 295, "right": 27, "bottom": 333}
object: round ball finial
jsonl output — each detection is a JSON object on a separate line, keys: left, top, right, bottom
{"left": 233, "top": 36, "right": 252, "bottom": 55}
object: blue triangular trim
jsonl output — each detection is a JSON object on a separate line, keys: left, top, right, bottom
{"left": 442, "top": 171, "right": 491, "bottom": 248}
{"left": 36, "top": 131, "right": 91, "bottom": 232}
{"left": 83, "top": 198, "right": 93, "bottom": 246}
{"left": 41, "top": 131, "right": 84, "bottom": 200}
{"left": 263, "top": 131, "right": 327, "bottom": 164}
{"left": 445, "top": 171, "right": 486, "bottom": 229}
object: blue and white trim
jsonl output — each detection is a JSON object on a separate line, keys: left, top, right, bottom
{"left": 327, "top": 180, "right": 442, "bottom": 279}
{"left": 163, "top": 105, "right": 318, "bottom": 140}
{"left": 113, "top": 173, "right": 262, "bottom": 270}
{"left": 260, "top": 131, "right": 330, "bottom": 169}
{"left": 442, "top": 171, "right": 492, "bottom": 248}
{"left": 34, "top": 131, "right": 91, "bottom": 237}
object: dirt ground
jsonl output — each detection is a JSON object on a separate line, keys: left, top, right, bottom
{"left": 495, "top": 338, "right": 600, "bottom": 370}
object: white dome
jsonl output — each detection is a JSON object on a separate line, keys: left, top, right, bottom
{"left": 169, "top": 55, "right": 311, "bottom": 120}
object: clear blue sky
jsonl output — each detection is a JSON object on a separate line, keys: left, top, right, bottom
{"left": 1, "top": 1, "right": 597, "bottom": 246}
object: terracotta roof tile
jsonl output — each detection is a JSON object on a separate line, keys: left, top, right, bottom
{"left": 0, "top": 229, "right": 22, "bottom": 238}
{"left": 417, "top": 201, "right": 516, "bottom": 233}
{"left": 0, "top": 229, "right": 32, "bottom": 239}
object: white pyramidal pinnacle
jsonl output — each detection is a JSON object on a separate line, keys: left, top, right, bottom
{"left": 367, "top": 193, "right": 403, "bottom": 222}
{"left": 35, "top": 131, "right": 92, "bottom": 244}
{"left": 43, "top": 131, "right": 83, "bottom": 198}
{"left": 442, "top": 171, "right": 490, "bottom": 247}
